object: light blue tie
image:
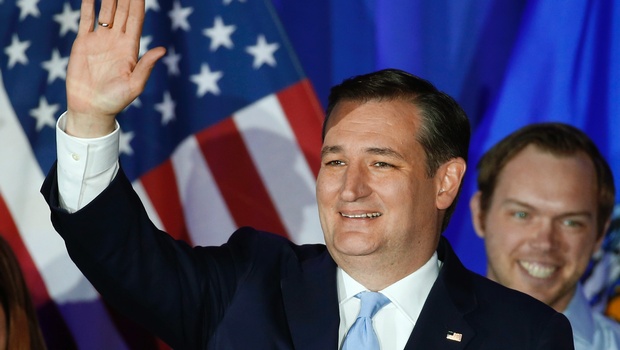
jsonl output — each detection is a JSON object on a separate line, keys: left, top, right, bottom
{"left": 342, "top": 291, "right": 391, "bottom": 350}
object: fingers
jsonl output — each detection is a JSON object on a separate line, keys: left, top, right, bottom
{"left": 97, "top": 0, "right": 117, "bottom": 29}
{"left": 77, "top": 0, "right": 144, "bottom": 33}
{"left": 95, "top": 0, "right": 144, "bottom": 34}
{"left": 132, "top": 47, "right": 166, "bottom": 91}
{"left": 126, "top": 0, "right": 146, "bottom": 38}
{"left": 78, "top": 0, "right": 96, "bottom": 34}
{"left": 114, "top": 0, "right": 131, "bottom": 32}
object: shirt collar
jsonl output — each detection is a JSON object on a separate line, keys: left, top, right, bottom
{"left": 337, "top": 252, "right": 442, "bottom": 324}
{"left": 563, "top": 283, "right": 595, "bottom": 344}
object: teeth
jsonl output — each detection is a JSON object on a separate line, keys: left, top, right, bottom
{"left": 340, "top": 212, "right": 382, "bottom": 218}
{"left": 519, "top": 261, "right": 556, "bottom": 279}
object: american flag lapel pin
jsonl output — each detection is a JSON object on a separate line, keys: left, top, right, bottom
{"left": 446, "top": 330, "right": 463, "bottom": 342}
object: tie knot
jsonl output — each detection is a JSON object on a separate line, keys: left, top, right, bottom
{"left": 356, "top": 291, "right": 391, "bottom": 318}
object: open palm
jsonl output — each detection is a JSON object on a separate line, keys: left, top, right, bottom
{"left": 65, "top": 0, "right": 165, "bottom": 137}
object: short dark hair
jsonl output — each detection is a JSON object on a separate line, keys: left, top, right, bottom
{"left": 476, "top": 122, "right": 616, "bottom": 237}
{"left": 323, "top": 68, "right": 471, "bottom": 232}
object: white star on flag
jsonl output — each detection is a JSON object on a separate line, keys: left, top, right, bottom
{"left": 30, "top": 96, "right": 59, "bottom": 131}
{"left": 190, "top": 63, "right": 223, "bottom": 97}
{"left": 162, "top": 46, "right": 182, "bottom": 76}
{"left": 4, "top": 34, "right": 30, "bottom": 68}
{"left": 145, "top": 0, "right": 160, "bottom": 12}
{"left": 169, "top": 1, "right": 193, "bottom": 32}
{"left": 246, "top": 34, "right": 279, "bottom": 69}
{"left": 16, "top": 0, "right": 40, "bottom": 20}
{"left": 119, "top": 130, "right": 135, "bottom": 156}
{"left": 203, "top": 16, "right": 236, "bottom": 51}
{"left": 155, "top": 91, "right": 177, "bottom": 125}
{"left": 53, "top": 3, "right": 80, "bottom": 36}
{"left": 41, "top": 49, "right": 69, "bottom": 83}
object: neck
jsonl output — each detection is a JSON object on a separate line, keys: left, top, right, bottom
{"left": 549, "top": 286, "right": 578, "bottom": 313}
{"left": 339, "top": 251, "right": 435, "bottom": 291}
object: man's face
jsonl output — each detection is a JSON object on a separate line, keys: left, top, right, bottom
{"left": 317, "top": 100, "right": 457, "bottom": 279}
{"left": 471, "top": 145, "right": 603, "bottom": 311}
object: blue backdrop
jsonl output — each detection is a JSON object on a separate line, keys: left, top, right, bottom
{"left": 272, "top": 0, "right": 620, "bottom": 290}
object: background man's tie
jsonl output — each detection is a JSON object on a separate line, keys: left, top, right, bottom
{"left": 342, "top": 291, "right": 391, "bottom": 350}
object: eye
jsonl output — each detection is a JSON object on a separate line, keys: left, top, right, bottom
{"left": 512, "top": 211, "right": 528, "bottom": 220}
{"left": 325, "top": 160, "right": 345, "bottom": 166}
{"left": 561, "top": 219, "right": 583, "bottom": 228}
{"left": 373, "top": 161, "right": 394, "bottom": 168}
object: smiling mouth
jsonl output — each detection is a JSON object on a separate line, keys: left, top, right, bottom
{"left": 519, "top": 261, "right": 556, "bottom": 279}
{"left": 339, "top": 212, "right": 382, "bottom": 218}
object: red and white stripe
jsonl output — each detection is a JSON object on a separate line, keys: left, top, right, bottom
{"left": 136, "top": 80, "right": 325, "bottom": 246}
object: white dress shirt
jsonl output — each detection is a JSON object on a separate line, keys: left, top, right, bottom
{"left": 337, "top": 254, "right": 441, "bottom": 350}
{"left": 55, "top": 112, "right": 443, "bottom": 350}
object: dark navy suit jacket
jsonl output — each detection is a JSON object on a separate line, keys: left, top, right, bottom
{"left": 42, "top": 165, "right": 574, "bottom": 349}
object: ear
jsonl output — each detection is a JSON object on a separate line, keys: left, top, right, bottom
{"left": 435, "top": 157, "right": 466, "bottom": 210}
{"left": 469, "top": 191, "right": 486, "bottom": 239}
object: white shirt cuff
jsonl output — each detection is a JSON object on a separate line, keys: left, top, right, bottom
{"left": 56, "top": 112, "right": 120, "bottom": 212}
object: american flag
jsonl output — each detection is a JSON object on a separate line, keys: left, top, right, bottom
{"left": 0, "top": 0, "right": 325, "bottom": 348}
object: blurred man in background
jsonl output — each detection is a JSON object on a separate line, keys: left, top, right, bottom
{"left": 471, "top": 122, "right": 620, "bottom": 349}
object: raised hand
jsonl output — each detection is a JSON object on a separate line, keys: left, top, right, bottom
{"left": 65, "top": 0, "right": 166, "bottom": 138}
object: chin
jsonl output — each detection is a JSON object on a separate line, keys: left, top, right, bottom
{"left": 334, "top": 238, "right": 378, "bottom": 258}
{"left": 516, "top": 285, "right": 553, "bottom": 303}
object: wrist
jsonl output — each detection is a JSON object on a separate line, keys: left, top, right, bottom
{"left": 65, "top": 110, "right": 117, "bottom": 138}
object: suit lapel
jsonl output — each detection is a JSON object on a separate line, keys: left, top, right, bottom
{"left": 280, "top": 237, "right": 478, "bottom": 349}
{"left": 281, "top": 250, "right": 340, "bottom": 350}
{"left": 404, "top": 236, "right": 476, "bottom": 349}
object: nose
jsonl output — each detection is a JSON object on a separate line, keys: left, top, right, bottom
{"left": 339, "top": 163, "right": 372, "bottom": 202}
{"left": 529, "top": 219, "right": 559, "bottom": 251}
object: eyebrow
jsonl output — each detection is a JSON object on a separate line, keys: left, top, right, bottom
{"left": 321, "top": 145, "right": 405, "bottom": 160}
{"left": 501, "top": 199, "right": 534, "bottom": 210}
